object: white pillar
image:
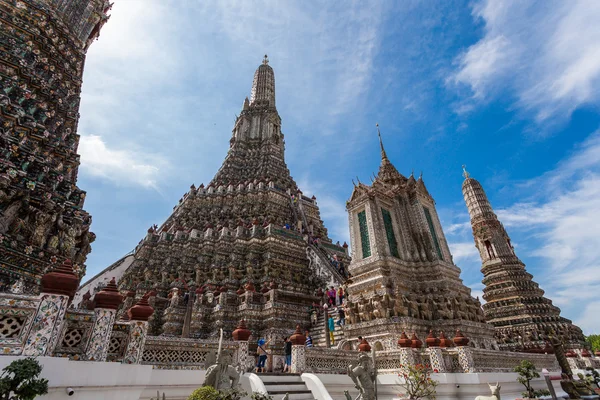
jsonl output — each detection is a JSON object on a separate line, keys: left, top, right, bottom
{"left": 85, "top": 308, "right": 118, "bottom": 361}
{"left": 22, "top": 293, "right": 69, "bottom": 356}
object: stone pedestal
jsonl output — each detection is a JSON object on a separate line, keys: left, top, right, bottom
{"left": 291, "top": 344, "right": 306, "bottom": 374}
{"left": 427, "top": 348, "right": 446, "bottom": 372}
{"left": 122, "top": 294, "right": 154, "bottom": 364}
{"left": 398, "top": 348, "right": 416, "bottom": 372}
{"left": 85, "top": 308, "right": 118, "bottom": 361}
{"left": 236, "top": 341, "right": 250, "bottom": 371}
{"left": 85, "top": 278, "right": 122, "bottom": 361}
{"left": 122, "top": 320, "right": 149, "bottom": 364}
{"left": 22, "top": 293, "right": 70, "bottom": 356}
{"left": 457, "top": 346, "right": 475, "bottom": 373}
{"left": 23, "top": 260, "right": 80, "bottom": 356}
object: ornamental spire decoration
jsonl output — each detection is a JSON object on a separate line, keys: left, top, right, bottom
{"left": 376, "top": 123, "right": 389, "bottom": 161}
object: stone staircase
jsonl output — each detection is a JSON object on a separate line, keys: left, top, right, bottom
{"left": 311, "top": 308, "right": 345, "bottom": 348}
{"left": 259, "top": 373, "right": 314, "bottom": 400}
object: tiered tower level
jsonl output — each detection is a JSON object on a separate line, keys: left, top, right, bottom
{"left": 0, "top": 0, "right": 110, "bottom": 291}
{"left": 461, "top": 168, "right": 585, "bottom": 351}
{"left": 109, "top": 57, "right": 349, "bottom": 339}
{"left": 343, "top": 132, "right": 496, "bottom": 350}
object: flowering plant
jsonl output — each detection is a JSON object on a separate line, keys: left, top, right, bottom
{"left": 398, "top": 364, "right": 438, "bottom": 400}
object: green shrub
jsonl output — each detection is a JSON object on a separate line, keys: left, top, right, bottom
{"left": 188, "top": 386, "right": 247, "bottom": 400}
{"left": 514, "top": 360, "right": 539, "bottom": 399}
{"left": 0, "top": 357, "right": 49, "bottom": 400}
{"left": 188, "top": 386, "right": 220, "bottom": 400}
{"left": 251, "top": 393, "right": 273, "bottom": 400}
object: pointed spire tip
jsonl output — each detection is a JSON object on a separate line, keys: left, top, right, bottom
{"left": 462, "top": 164, "right": 470, "bottom": 179}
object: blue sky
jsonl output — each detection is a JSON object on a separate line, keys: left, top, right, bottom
{"left": 77, "top": 0, "right": 600, "bottom": 334}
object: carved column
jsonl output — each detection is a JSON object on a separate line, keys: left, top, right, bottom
{"left": 291, "top": 345, "right": 306, "bottom": 373}
{"left": 427, "top": 348, "right": 446, "bottom": 373}
{"left": 456, "top": 347, "right": 475, "bottom": 373}
{"left": 290, "top": 325, "right": 306, "bottom": 373}
{"left": 84, "top": 278, "right": 123, "bottom": 361}
{"left": 122, "top": 294, "right": 154, "bottom": 364}
{"left": 398, "top": 348, "right": 416, "bottom": 370}
{"left": 232, "top": 320, "right": 251, "bottom": 371}
{"left": 22, "top": 260, "right": 79, "bottom": 356}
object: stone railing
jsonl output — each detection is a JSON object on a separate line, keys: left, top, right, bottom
{"left": 470, "top": 348, "right": 559, "bottom": 372}
{"left": 106, "top": 321, "right": 130, "bottom": 362}
{"left": 0, "top": 293, "right": 40, "bottom": 355}
{"left": 140, "top": 336, "right": 241, "bottom": 369}
{"left": 53, "top": 309, "right": 95, "bottom": 359}
{"left": 300, "top": 346, "right": 562, "bottom": 375}
{"left": 305, "top": 347, "right": 357, "bottom": 374}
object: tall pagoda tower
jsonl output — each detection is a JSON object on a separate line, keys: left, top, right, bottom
{"left": 0, "top": 0, "right": 110, "bottom": 292}
{"left": 104, "top": 56, "right": 349, "bottom": 339}
{"left": 343, "top": 129, "right": 496, "bottom": 350}
{"left": 461, "top": 167, "right": 585, "bottom": 351}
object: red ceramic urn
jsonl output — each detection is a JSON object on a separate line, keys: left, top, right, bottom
{"left": 41, "top": 259, "right": 79, "bottom": 299}
{"left": 232, "top": 320, "right": 251, "bottom": 341}
{"left": 411, "top": 333, "right": 423, "bottom": 349}
{"left": 290, "top": 325, "right": 306, "bottom": 345}
{"left": 398, "top": 332, "right": 412, "bottom": 348}
{"left": 128, "top": 293, "right": 154, "bottom": 321}
{"left": 426, "top": 330, "right": 440, "bottom": 347}
{"left": 93, "top": 277, "right": 123, "bottom": 310}
{"left": 453, "top": 329, "right": 470, "bottom": 346}
{"left": 359, "top": 338, "right": 372, "bottom": 352}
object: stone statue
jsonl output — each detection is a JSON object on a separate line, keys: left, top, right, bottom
{"left": 347, "top": 353, "right": 375, "bottom": 400}
{"left": 169, "top": 288, "right": 180, "bottom": 307}
{"left": 10, "top": 278, "right": 25, "bottom": 294}
{"left": 474, "top": 382, "right": 501, "bottom": 400}
{"left": 203, "top": 329, "right": 240, "bottom": 390}
{"left": 30, "top": 201, "right": 56, "bottom": 248}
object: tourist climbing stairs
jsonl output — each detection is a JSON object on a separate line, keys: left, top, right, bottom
{"left": 259, "top": 373, "right": 314, "bottom": 400}
{"left": 311, "top": 307, "right": 345, "bottom": 348}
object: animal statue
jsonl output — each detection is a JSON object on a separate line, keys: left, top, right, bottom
{"left": 203, "top": 329, "right": 241, "bottom": 390}
{"left": 474, "top": 382, "right": 501, "bottom": 400}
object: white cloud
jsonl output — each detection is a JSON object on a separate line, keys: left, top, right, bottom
{"left": 448, "top": 241, "right": 479, "bottom": 264}
{"left": 78, "top": 135, "right": 166, "bottom": 189}
{"left": 450, "top": 0, "right": 600, "bottom": 123}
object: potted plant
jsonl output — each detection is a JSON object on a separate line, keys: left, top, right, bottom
{"left": 513, "top": 360, "right": 550, "bottom": 400}
{"left": 0, "top": 357, "right": 49, "bottom": 400}
{"left": 398, "top": 364, "right": 438, "bottom": 400}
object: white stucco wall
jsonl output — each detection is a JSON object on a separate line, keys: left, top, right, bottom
{"left": 308, "top": 372, "right": 572, "bottom": 400}
{"left": 0, "top": 356, "right": 253, "bottom": 400}
{"left": 0, "top": 356, "right": 588, "bottom": 400}
{"left": 74, "top": 254, "right": 135, "bottom": 305}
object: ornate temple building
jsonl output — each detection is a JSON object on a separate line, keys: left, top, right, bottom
{"left": 81, "top": 56, "right": 349, "bottom": 339}
{"left": 342, "top": 131, "right": 497, "bottom": 350}
{"left": 461, "top": 168, "right": 586, "bottom": 351}
{"left": 0, "top": 0, "right": 110, "bottom": 292}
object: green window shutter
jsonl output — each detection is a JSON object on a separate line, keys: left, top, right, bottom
{"left": 423, "top": 207, "right": 443, "bottom": 260}
{"left": 358, "top": 211, "right": 371, "bottom": 258}
{"left": 381, "top": 208, "right": 399, "bottom": 258}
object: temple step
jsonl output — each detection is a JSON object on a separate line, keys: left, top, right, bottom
{"left": 257, "top": 373, "right": 314, "bottom": 400}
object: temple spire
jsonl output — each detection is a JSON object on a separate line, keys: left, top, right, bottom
{"left": 462, "top": 168, "right": 586, "bottom": 350}
{"left": 376, "top": 123, "right": 389, "bottom": 161}
{"left": 250, "top": 55, "right": 276, "bottom": 108}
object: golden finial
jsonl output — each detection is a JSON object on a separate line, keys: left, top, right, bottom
{"left": 462, "top": 164, "right": 470, "bottom": 179}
